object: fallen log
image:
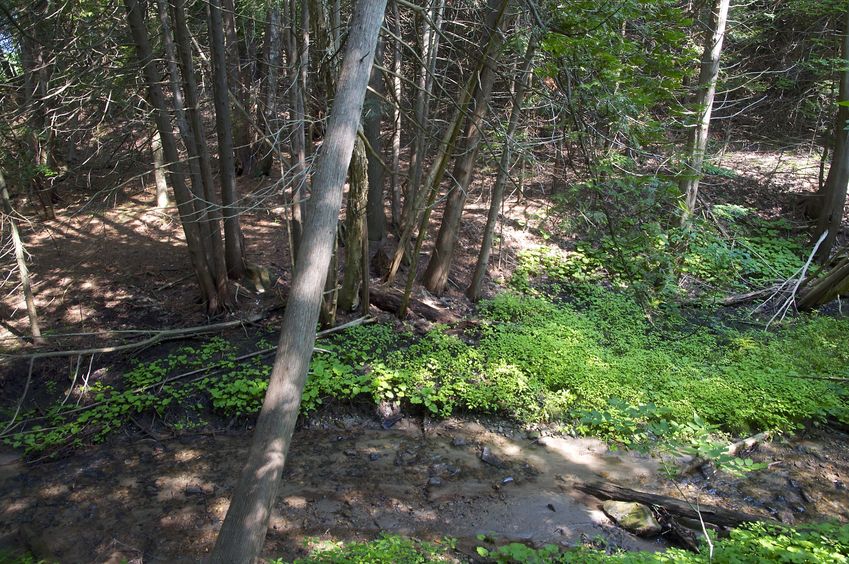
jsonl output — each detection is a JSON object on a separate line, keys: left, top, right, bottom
{"left": 370, "top": 287, "right": 456, "bottom": 323}
{"left": 574, "top": 479, "right": 770, "bottom": 528}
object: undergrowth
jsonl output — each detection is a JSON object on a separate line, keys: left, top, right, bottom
{"left": 5, "top": 283, "right": 847, "bottom": 454}
{"left": 281, "top": 522, "right": 849, "bottom": 563}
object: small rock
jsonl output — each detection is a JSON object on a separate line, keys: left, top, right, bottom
{"left": 185, "top": 484, "right": 206, "bottom": 496}
{"left": 428, "top": 477, "right": 443, "bottom": 487}
{"left": 451, "top": 437, "right": 466, "bottom": 447}
{"left": 602, "top": 501, "right": 662, "bottom": 537}
{"left": 369, "top": 453, "right": 381, "bottom": 462}
{"left": 480, "top": 447, "right": 506, "bottom": 468}
{"left": 547, "top": 503, "right": 556, "bottom": 512}
{"left": 501, "top": 476, "right": 514, "bottom": 485}
{"left": 344, "top": 449, "right": 358, "bottom": 457}
{"left": 778, "top": 509, "right": 795, "bottom": 524}
{"left": 527, "top": 430, "right": 541, "bottom": 440}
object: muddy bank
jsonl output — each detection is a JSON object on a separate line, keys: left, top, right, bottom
{"left": 0, "top": 417, "right": 662, "bottom": 562}
{"left": 1, "top": 416, "right": 847, "bottom": 562}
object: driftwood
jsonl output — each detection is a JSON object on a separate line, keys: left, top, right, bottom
{"left": 574, "top": 479, "right": 769, "bottom": 528}
{"left": 370, "top": 287, "right": 456, "bottom": 323}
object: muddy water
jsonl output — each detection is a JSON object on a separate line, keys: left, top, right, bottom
{"left": 0, "top": 417, "right": 663, "bottom": 562}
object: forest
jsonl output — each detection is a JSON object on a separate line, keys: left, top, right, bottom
{"left": 0, "top": 0, "right": 848, "bottom": 561}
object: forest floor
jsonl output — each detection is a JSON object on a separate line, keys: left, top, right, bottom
{"left": 1, "top": 145, "right": 847, "bottom": 562}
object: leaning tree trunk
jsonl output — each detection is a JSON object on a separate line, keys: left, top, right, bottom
{"left": 339, "top": 133, "right": 369, "bottom": 311}
{"left": 467, "top": 37, "right": 536, "bottom": 301}
{"left": 209, "top": 1, "right": 386, "bottom": 560}
{"left": 798, "top": 253, "right": 849, "bottom": 309}
{"left": 813, "top": 8, "right": 849, "bottom": 262}
{"left": 123, "top": 0, "right": 221, "bottom": 312}
{"left": 678, "top": 0, "right": 730, "bottom": 222}
{"left": 1, "top": 170, "right": 44, "bottom": 344}
{"left": 422, "top": 0, "right": 510, "bottom": 296}
{"left": 209, "top": 0, "right": 247, "bottom": 280}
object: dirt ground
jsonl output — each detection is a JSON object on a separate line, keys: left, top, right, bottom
{"left": 0, "top": 413, "right": 847, "bottom": 563}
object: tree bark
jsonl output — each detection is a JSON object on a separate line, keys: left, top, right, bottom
{"left": 209, "top": 1, "right": 386, "bottom": 560}
{"left": 257, "top": 5, "right": 282, "bottom": 177}
{"left": 288, "top": 0, "right": 309, "bottom": 257}
{"left": 209, "top": 0, "right": 247, "bottom": 280}
{"left": 813, "top": 8, "right": 849, "bottom": 262}
{"left": 340, "top": 134, "right": 369, "bottom": 311}
{"left": 123, "top": 0, "right": 220, "bottom": 312}
{"left": 399, "top": 0, "right": 444, "bottom": 233}
{"left": 798, "top": 255, "right": 849, "bottom": 309}
{"left": 678, "top": 0, "right": 730, "bottom": 222}
{"left": 221, "top": 0, "right": 254, "bottom": 176}
{"left": 1, "top": 170, "right": 44, "bottom": 344}
{"left": 172, "top": 0, "right": 230, "bottom": 302}
{"left": 151, "top": 130, "right": 171, "bottom": 209}
{"left": 467, "top": 37, "right": 536, "bottom": 301}
{"left": 364, "top": 38, "right": 386, "bottom": 241}
{"left": 422, "top": 0, "right": 510, "bottom": 296}
{"left": 388, "top": 0, "right": 403, "bottom": 228}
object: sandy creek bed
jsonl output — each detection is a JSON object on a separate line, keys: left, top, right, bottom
{"left": 1, "top": 416, "right": 847, "bottom": 562}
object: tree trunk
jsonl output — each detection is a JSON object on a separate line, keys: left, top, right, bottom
{"left": 288, "top": 0, "right": 309, "bottom": 258}
{"left": 151, "top": 130, "right": 171, "bottom": 208}
{"left": 422, "top": 0, "right": 510, "bottom": 296}
{"left": 399, "top": 0, "right": 444, "bottom": 233}
{"left": 340, "top": 134, "right": 369, "bottom": 311}
{"left": 123, "top": 0, "right": 220, "bottom": 312}
{"left": 813, "top": 8, "right": 849, "bottom": 262}
{"left": 364, "top": 38, "right": 386, "bottom": 241}
{"left": 798, "top": 254, "right": 849, "bottom": 309}
{"left": 319, "top": 236, "right": 339, "bottom": 328}
{"left": 21, "top": 1, "right": 55, "bottom": 220}
{"left": 209, "top": 2, "right": 386, "bottom": 559}
{"left": 221, "top": 0, "right": 254, "bottom": 176}
{"left": 678, "top": 0, "right": 730, "bottom": 222}
{"left": 1, "top": 170, "right": 44, "bottom": 344}
{"left": 388, "top": 0, "right": 402, "bottom": 228}
{"left": 209, "top": 0, "right": 247, "bottom": 280}
{"left": 467, "top": 37, "right": 536, "bottom": 301}
{"left": 172, "top": 0, "right": 230, "bottom": 301}
{"left": 383, "top": 50, "right": 483, "bottom": 287}
{"left": 257, "top": 5, "right": 282, "bottom": 177}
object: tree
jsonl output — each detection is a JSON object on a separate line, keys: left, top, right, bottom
{"left": 679, "top": 0, "right": 731, "bottom": 222}
{"left": 208, "top": 0, "right": 247, "bottom": 280}
{"left": 467, "top": 36, "right": 537, "bottom": 301}
{"left": 421, "top": 0, "right": 510, "bottom": 296}
{"left": 124, "top": 0, "right": 224, "bottom": 312}
{"left": 1, "top": 169, "right": 44, "bottom": 344}
{"left": 813, "top": 8, "right": 849, "bottom": 262}
{"left": 209, "top": 0, "right": 387, "bottom": 560}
